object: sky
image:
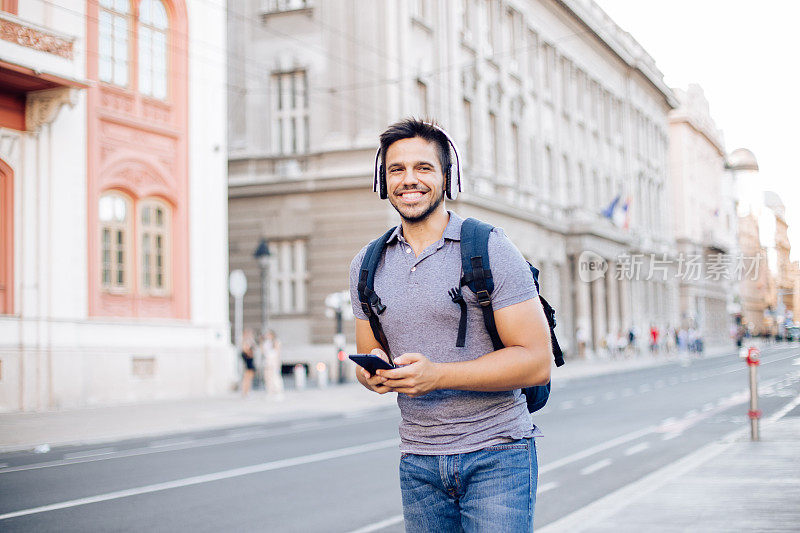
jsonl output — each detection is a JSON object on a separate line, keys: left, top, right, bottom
{"left": 594, "top": 0, "right": 800, "bottom": 261}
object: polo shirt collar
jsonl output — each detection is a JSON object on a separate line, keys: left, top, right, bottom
{"left": 385, "top": 211, "right": 463, "bottom": 244}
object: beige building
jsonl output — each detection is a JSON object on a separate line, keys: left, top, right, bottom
{"left": 736, "top": 212, "right": 770, "bottom": 333}
{"left": 668, "top": 85, "right": 738, "bottom": 347}
{"left": 733, "top": 147, "right": 798, "bottom": 336}
{"left": 227, "top": 0, "right": 678, "bottom": 373}
{"left": 764, "top": 193, "right": 797, "bottom": 335}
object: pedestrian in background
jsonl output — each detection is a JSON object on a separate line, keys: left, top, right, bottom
{"left": 576, "top": 325, "right": 588, "bottom": 359}
{"left": 649, "top": 324, "right": 660, "bottom": 354}
{"left": 677, "top": 327, "right": 688, "bottom": 352}
{"left": 240, "top": 328, "right": 256, "bottom": 397}
{"left": 627, "top": 326, "right": 637, "bottom": 357}
{"left": 616, "top": 330, "right": 628, "bottom": 359}
{"left": 262, "top": 329, "right": 284, "bottom": 399}
{"left": 665, "top": 325, "right": 677, "bottom": 354}
{"left": 350, "top": 119, "right": 551, "bottom": 532}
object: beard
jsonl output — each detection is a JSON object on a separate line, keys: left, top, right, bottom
{"left": 389, "top": 186, "right": 445, "bottom": 224}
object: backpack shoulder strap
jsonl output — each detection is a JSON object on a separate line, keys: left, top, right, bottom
{"left": 357, "top": 226, "right": 397, "bottom": 358}
{"left": 529, "top": 263, "right": 565, "bottom": 367}
{"left": 460, "top": 218, "right": 504, "bottom": 351}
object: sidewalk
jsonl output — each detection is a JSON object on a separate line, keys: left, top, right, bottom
{"left": 540, "top": 395, "right": 800, "bottom": 532}
{"left": 0, "top": 349, "right": 703, "bottom": 452}
{"left": 0, "top": 383, "right": 398, "bottom": 453}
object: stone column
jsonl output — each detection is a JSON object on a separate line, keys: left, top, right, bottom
{"left": 558, "top": 261, "right": 575, "bottom": 354}
{"left": 618, "top": 275, "right": 631, "bottom": 332}
{"left": 592, "top": 277, "right": 607, "bottom": 355}
{"left": 575, "top": 258, "right": 592, "bottom": 357}
{"left": 606, "top": 261, "right": 620, "bottom": 337}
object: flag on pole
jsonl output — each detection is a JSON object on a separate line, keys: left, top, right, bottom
{"left": 622, "top": 197, "right": 632, "bottom": 230}
{"left": 601, "top": 194, "right": 621, "bottom": 220}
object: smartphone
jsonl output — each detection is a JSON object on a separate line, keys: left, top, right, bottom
{"left": 349, "top": 354, "right": 395, "bottom": 376}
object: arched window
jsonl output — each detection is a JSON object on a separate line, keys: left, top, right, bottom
{"left": 99, "top": 0, "right": 130, "bottom": 86}
{"left": 138, "top": 0, "right": 169, "bottom": 99}
{"left": 99, "top": 192, "right": 132, "bottom": 292}
{"left": 139, "top": 199, "right": 171, "bottom": 294}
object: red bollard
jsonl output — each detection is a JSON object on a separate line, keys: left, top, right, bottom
{"left": 746, "top": 347, "right": 761, "bottom": 441}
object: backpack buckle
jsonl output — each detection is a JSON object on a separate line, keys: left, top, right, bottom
{"left": 368, "top": 293, "right": 386, "bottom": 315}
{"left": 476, "top": 289, "right": 491, "bottom": 306}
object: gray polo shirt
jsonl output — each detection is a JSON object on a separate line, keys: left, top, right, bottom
{"left": 349, "top": 211, "right": 539, "bottom": 455}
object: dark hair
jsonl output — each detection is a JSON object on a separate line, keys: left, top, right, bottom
{"left": 379, "top": 118, "right": 451, "bottom": 178}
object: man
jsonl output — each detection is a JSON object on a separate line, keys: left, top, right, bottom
{"left": 348, "top": 119, "right": 552, "bottom": 532}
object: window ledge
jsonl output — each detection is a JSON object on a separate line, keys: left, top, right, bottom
{"left": 101, "top": 288, "right": 131, "bottom": 296}
{"left": 411, "top": 16, "right": 433, "bottom": 34}
{"left": 261, "top": 5, "right": 313, "bottom": 20}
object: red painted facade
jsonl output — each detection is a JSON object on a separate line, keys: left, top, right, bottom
{"left": 86, "top": 0, "right": 190, "bottom": 319}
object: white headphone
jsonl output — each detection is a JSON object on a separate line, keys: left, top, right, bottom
{"left": 373, "top": 123, "right": 462, "bottom": 201}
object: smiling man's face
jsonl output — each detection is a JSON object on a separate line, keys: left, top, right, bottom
{"left": 384, "top": 136, "right": 446, "bottom": 224}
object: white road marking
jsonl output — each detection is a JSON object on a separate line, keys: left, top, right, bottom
{"left": 148, "top": 438, "right": 196, "bottom": 449}
{"left": 580, "top": 459, "right": 613, "bottom": 475}
{"left": 225, "top": 429, "right": 269, "bottom": 438}
{"left": 0, "top": 463, "right": 7, "bottom": 468}
{"left": 540, "top": 426, "right": 655, "bottom": 474}
{"left": 581, "top": 397, "right": 596, "bottom": 405}
{"left": 0, "top": 438, "right": 400, "bottom": 521}
{"left": 63, "top": 448, "right": 115, "bottom": 460}
{"left": 702, "top": 403, "right": 715, "bottom": 412}
{"left": 638, "top": 384, "right": 651, "bottom": 393}
{"left": 347, "top": 514, "right": 404, "bottom": 533}
{"left": 537, "top": 481, "right": 559, "bottom": 494}
{"left": 624, "top": 442, "right": 650, "bottom": 456}
{"left": 289, "top": 421, "right": 323, "bottom": 431}
{"left": 661, "top": 432, "right": 682, "bottom": 441}
{"left": 560, "top": 400, "right": 575, "bottom": 410}
{"left": 621, "top": 388, "right": 633, "bottom": 397}
{"left": 602, "top": 392, "right": 616, "bottom": 401}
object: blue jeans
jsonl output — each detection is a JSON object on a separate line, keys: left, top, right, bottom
{"left": 399, "top": 438, "right": 537, "bottom": 533}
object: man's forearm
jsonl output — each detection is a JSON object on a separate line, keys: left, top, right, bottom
{"left": 434, "top": 345, "right": 551, "bottom": 392}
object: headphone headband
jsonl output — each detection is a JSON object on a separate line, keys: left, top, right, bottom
{"left": 373, "top": 122, "right": 462, "bottom": 201}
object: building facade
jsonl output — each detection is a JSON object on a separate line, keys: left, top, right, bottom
{"left": 668, "top": 84, "right": 738, "bottom": 347}
{"left": 227, "top": 0, "right": 678, "bottom": 373}
{"left": 0, "top": 0, "right": 232, "bottom": 411}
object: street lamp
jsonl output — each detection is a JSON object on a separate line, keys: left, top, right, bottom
{"left": 254, "top": 238, "right": 271, "bottom": 334}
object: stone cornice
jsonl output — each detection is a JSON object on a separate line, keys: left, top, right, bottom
{"left": 0, "top": 12, "right": 75, "bottom": 60}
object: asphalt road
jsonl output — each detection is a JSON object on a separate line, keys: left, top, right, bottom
{"left": 1, "top": 344, "right": 798, "bottom": 532}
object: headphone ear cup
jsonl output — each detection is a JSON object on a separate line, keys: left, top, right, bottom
{"left": 379, "top": 166, "right": 388, "bottom": 199}
{"left": 445, "top": 167, "right": 452, "bottom": 200}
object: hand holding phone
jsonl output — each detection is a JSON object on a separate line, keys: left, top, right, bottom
{"left": 349, "top": 353, "right": 395, "bottom": 376}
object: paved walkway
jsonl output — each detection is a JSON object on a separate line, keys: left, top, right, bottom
{"left": 540, "top": 396, "right": 800, "bottom": 532}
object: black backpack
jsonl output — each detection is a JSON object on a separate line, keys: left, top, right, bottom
{"left": 357, "top": 217, "right": 564, "bottom": 413}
